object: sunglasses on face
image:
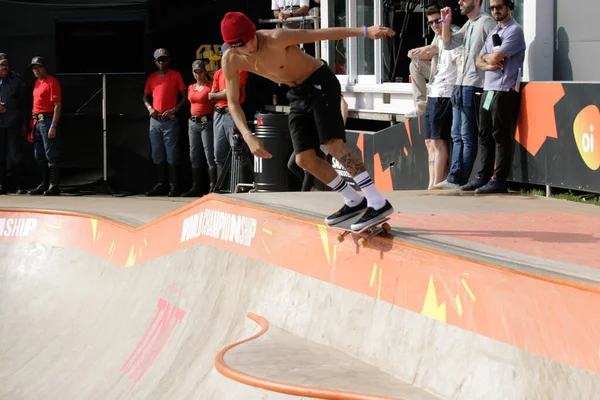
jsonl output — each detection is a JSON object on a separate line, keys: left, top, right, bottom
{"left": 427, "top": 18, "right": 443, "bottom": 26}
{"left": 490, "top": 4, "right": 506, "bottom": 11}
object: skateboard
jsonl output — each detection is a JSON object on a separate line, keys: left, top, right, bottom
{"left": 331, "top": 216, "right": 392, "bottom": 248}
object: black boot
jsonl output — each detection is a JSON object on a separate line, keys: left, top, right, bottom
{"left": 43, "top": 167, "right": 61, "bottom": 196}
{"left": 29, "top": 165, "right": 49, "bottom": 195}
{"left": 167, "top": 164, "right": 180, "bottom": 197}
{"left": 208, "top": 165, "right": 217, "bottom": 193}
{"left": 181, "top": 167, "right": 203, "bottom": 197}
{"left": 14, "top": 163, "right": 27, "bottom": 194}
{"left": 213, "top": 164, "right": 224, "bottom": 194}
{"left": 0, "top": 160, "right": 5, "bottom": 195}
{"left": 146, "top": 161, "right": 168, "bottom": 196}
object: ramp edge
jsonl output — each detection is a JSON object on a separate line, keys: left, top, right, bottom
{"left": 214, "top": 312, "right": 402, "bottom": 400}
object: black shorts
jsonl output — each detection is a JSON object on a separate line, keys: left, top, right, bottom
{"left": 425, "top": 96, "right": 452, "bottom": 140}
{"left": 286, "top": 63, "right": 346, "bottom": 153}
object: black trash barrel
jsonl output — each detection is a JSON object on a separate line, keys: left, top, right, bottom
{"left": 253, "top": 113, "right": 292, "bottom": 192}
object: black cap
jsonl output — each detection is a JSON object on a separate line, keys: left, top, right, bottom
{"left": 192, "top": 60, "right": 205, "bottom": 71}
{"left": 153, "top": 48, "right": 169, "bottom": 59}
{"left": 30, "top": 56, "right": 47, "bottom": 66}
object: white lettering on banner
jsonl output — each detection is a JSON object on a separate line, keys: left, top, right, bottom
{"left": 332, "top": 158, "right": 351, "bottom": 178}
{"left": 0, "top": 218, "right": 38, "bottom": 237}
{"left": 180, "top": 209, "right": 257, "bottom": 247}
{"left": 254, "top": 156, "right": 263, "bottom": 174}
{"left": 331, "top": 158, "right": 358, "bottom": 187}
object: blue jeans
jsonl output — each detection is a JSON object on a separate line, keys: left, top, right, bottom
{"left": 446, "top": 86, "right": 483, "bottom": 185}
{"left": 33, "top": 119, "right": 60, "bottom": 168}
{"left": 188, "top": 119, "right": 215, "bottom": 169}
{"left": 149, "top": 118, "right": 180, "bottom": 166}
{"left": 213, "top": 112, "right": 236, "bottom": 166}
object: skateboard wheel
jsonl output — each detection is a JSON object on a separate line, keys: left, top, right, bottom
{"left": 337, "top": 233, "right": 345, "bottom": 243}
{"left": 358, "top": 238, "right": 367, "bottom": 248}
{"left": 382, "top": 223, "right": 391, "bottom": 233}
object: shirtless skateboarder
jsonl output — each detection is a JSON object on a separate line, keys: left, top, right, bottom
{"left": 220, "top": 12, "right": 395, "bottom": 231}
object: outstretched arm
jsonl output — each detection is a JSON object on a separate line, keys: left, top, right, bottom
{"left": 273, "top": 25, "right": 395, "bottom": 46}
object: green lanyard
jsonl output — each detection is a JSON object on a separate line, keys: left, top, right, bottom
{"left": 463, "top": 16, "right": 481, "bottom": 50}
{"left": 459, "top": 16, "right": 481, "bottom": 74}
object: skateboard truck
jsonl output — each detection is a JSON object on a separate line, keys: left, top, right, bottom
{"left": 336, "top": 217, "right": 392, "bottom": 248}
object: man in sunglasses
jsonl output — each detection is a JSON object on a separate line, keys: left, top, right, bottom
{"left": 406, "top": 11, "right": 459, "bottom": 119}
{"left": 143, "top": 48, "right": 187, "bottom": 197}
{"left": 461, "top": 0, "right": 525, "bottom": 193}
{"left": 432, "top": 0, "right": 496, "bottom": 190}
{"left": 421, "top": 6, "right": 463, "bottom": 189}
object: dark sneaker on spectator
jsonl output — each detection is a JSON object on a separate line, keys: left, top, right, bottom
{"left": 460, "top": 177, "right": 488, "bottom": 191}
{"left": 475, "top": 180, "right": 508, "bottom": 194}
{"left": 325, "top": 198, "right": 368, "bottom": 226}
{"left": 350, "top": 200, "right": 394, "bottom": 232}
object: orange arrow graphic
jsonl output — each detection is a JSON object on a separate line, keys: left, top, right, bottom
{"left": 514, "top": 83, "right": 565, "bottom": 156}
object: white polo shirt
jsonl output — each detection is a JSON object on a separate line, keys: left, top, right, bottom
{"left": 272, "top": 0, "right": 310, "bottom": 11}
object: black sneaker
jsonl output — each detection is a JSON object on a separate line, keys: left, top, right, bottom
{"left": 475, "top": 180, "right": 507, "bottom": 194}
{"left": 350, "top": 200, "right": 394, "bottom": 232}
{"left": 460, "top": 177, "right": 488, "bottom": 191}
{"left": 325, "top": 198, "right": 368, "bottom": 226}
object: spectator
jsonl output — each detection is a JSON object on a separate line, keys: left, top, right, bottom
{"left": 423, "top": 6, "right": 463, "bottom": 189}
{"left": 406, "top": 14, "right": 461, "bottom": 119}
{"left": 0, "top": 54, "right": 28, "bottom": 195}
{"left": 182, "top": 60, "right": 217, "bottom": 197}
{"left": 28, "top": 56, "right": 62, "bottom": 196}
{"left": 143, "top": 48, "right": 187, "bottom": 197}
{"left": 461, "top": 0, "right": 525, "bottom": 194}
{"left": 432, "top": 0, "right": 496, "bottom": 190}
{"left": 272, "top": 0, "right": 311, "bottom": 30}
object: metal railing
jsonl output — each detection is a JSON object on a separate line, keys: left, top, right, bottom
{"left": 258, "top": 10, "right": 321, "bottom": 59}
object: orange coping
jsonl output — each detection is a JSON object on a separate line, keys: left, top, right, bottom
{"left": 215, "top": 313, "right": 399, "bottom": 400}
{"left": 1, "top": 194, "right": 599, "bottom": 380}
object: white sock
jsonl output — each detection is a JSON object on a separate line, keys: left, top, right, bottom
{"left": 327, "top": 176, "right": 363, "bottom": 207}
{"left": 353, "top": 171, "right": 386, "bottom": 210}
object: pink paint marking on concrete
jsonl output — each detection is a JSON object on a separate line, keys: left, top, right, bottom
{"left": 121, "top": 298, "right": 186, "bottom": 383}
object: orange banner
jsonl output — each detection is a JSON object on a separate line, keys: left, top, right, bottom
{"left": 1, "top": 196, "right": 600, "bottom": 377}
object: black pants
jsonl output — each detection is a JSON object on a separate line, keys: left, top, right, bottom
{"left": 476, "top": 90, "right": 521, "bottom": 184}
{"left": 0, "top": 127, "right": 25, "bottom": 186}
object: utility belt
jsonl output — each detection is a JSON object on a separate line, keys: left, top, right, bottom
{"left": 32, "top": 112, "right": 53, "bottom": 121}
{"left": 190, "top": 114, "right": 212, "bottom": 124}
{"left": 214, "top": 106, "right": 229, "bottom": 114}
{"left": 151, "top": 115, "right": 177, "bottom": 121}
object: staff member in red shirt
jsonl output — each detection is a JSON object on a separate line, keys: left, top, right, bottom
{"left": 28, "top": 56, "right": 62, "bottom": 196}
{"left": 143, "top": 48, "right": 186, "bottom": 197}
{"left": 181, "top": 60, "right": 217, "bottom": 197}
{"left": 208, "top": 43, "right": 249, "bottom": 181}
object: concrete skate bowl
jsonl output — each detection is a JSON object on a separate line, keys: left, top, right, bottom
{"left": 1, "top": 194, "right": 600, "bottom": 400}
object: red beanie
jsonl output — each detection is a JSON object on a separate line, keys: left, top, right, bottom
{"left": 221, "top": 12, "right": 256, "bottom": 48}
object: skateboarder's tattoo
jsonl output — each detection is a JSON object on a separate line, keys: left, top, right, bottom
{"left": 338, "top": 153, "right": 366, "bottom": 176}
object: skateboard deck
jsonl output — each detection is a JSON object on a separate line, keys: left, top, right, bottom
{"left": 329, "top": 215, "right": 392, "bottom": 248}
